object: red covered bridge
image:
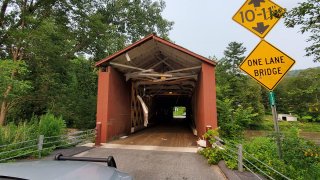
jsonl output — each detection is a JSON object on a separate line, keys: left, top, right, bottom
{"left": 95, "top": 34, "right": 217, "bottom": 143}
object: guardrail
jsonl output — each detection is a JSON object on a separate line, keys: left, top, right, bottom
{"left": 214, "top": 137, "right": 291, "bottom": 180}
{"left": 0, "top": 129, "right": 95, "bottom": 162}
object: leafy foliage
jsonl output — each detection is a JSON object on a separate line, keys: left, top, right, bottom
{"left": 0, "top": 60, "right": 32, "bottom": 125}
{"left": 216, "top": 42, "right": 264, "bottom": 138}
{"left": 255, "top": 116, "right": 320, "bottom": 132}
{"left": 0, "top": 0, "right": 173, "bottom": 128}
{"left": 199, "top": 147, "right": 223, "bottom": 165}
{"left": 284, "top": 0, "right": 320, "bottom": 62}
{"left": 218, "top": 42, "right": 246, "bottom": 75}
{"left": 203, "top": 129, "right": 219, "bottom": 144}
{"left": 246, "top": 128, "right": 320, "bottom": 179}
{"left": 275, "top": 68, "right": 320, "bottom": 122}
{"left": 216, "top": 42, "right": 265, "bottom": 121}
{"left": 38, "top": 112, "right": 66, "bottom": 137}
{"left": 280, "top": 128, "right": 320, "bottom": 179}
{"left": 173, "top": 106, "right": 186, "bottom": 116}
{"left": 0, "top": 113, "right": 66, "bottom": 144}
{"left": 0, "top": 113, "right": 67, "bottom": 161}
{"left": 201, "top": 128, "right": 320, "bottom": 179}
{"left": 49, "top": 58, "right": 97, "bottom": 129}
{"left": 0, "top": 60, "right": 31, "bottom": 101}
{"left": 217, "top": 99, "right": 259, "bottom": 139}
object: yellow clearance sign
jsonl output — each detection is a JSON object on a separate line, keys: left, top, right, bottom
{"left": 233, "top": 0, "right": 284, "bottom": 38}
{"left": 240, "top": 40, "right": 295, "bottom": 90}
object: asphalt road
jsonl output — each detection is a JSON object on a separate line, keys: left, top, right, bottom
{"left": 76, "top": 147, "right": 226, "bottom": 180}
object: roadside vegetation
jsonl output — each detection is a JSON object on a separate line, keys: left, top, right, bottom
{"left": 255, "top": 115, "right": 320, "bottom": 132}
{"left": 202, "top": 44, "right": 320, "bottom": 179}
{"left": 0, "top": 0, "right": 173, "bottom": 129}
{"left": 0, "top": 0, "right": 319, "bottom": 178}
{"left": 0, "top": 0, "right": 173, "bottom": 162}
{"left": 0, "top": 113, "right": 67, "bottom": 161}
{"left": 200, "top": 1, "right": 320, "bottom": 178}
{"left": 0, "top": 112, "right": 95, "bottom": 162}
{"left": 173, "top": 107, "right": 186, "bottom": 117}
{"left": 201, "top": 128, "right": 320, "bottom": 179}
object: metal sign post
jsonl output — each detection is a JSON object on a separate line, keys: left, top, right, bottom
{"left": 233, "top": 0, "right": 294, "bottom": 159}
{"left": 269, "top": 91, "right": 282, "bottom": 159}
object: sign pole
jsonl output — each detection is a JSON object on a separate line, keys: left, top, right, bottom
{"left": 269, "top": 91, "right": 282, "bottom": 159}
{"left": 233, "top": 0, "right": 293, "bottom": 160}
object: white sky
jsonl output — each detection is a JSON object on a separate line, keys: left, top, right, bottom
{"left": 162, "top": 0, "right": 320, "bottom": 70}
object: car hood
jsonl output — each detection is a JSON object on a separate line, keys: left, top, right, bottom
{"left": 0, "top": 161, "right": 132, "bottom": 180}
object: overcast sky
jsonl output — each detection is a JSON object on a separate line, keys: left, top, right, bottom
{"left": 162, "top": 0, "right": 320, "bottom": 70}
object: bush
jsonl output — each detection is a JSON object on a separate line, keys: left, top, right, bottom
{"left": 203, "top": 129, "right": 219, "bottom": 144}
{"left": 300, "top": 115, "right": 313, "bottom": 122}
{"left": 281, "top": 128, "right": 320, "bottom": 179}
{"left": 0, "top": 113, "right": 67, "bottom": 161}
{"left": 242, "top": 130, "right": 320, "bottom": 179}
{"left": 201, "top": 127, "right": 320, "bottom": 179}
{"left": 199, "top": 148, "right": 223, "bottom": 165}
{"left": 217, "top": 98, "right": 258, "bottom": 139}
{"left": 38, "top": 112, "right": 66, "bottom": 137}
{"left": 200, "top": 130, "right": 239, "bottom": 169}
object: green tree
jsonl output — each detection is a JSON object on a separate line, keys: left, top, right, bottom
{"left": 0, "top": 0, "right": 173, "bottom": 127}
{"left": 284, "top": 0, "right": 320, "bottom": 62}
{"left": 276, "top": 67, "right": 320, "bottom": 121}
{"left": 0, "top": 60, "right": 31, "bottom": 125}
{"left": 50, "top": 57, "right": 97, "bottom": 129}
{"left": 0, "top": 0, "right": 173, "bottom": 60}
{"left": 216, "top": 42, "right": 265, "bottom": 124}
{"left": 217, "top": 98, "right": 258, "bottom": 139}
{"left": 218, "top": 42, "right": 246, "bottom": 75}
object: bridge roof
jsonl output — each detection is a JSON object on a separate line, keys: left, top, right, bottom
{"left": 95, "top": 34, "right": 216, "bottom": 96}
{"left": 95, "top": 34, "right": 217, "bottom": 68}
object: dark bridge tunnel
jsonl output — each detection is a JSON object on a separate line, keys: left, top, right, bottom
{"left": 95, "top": 34, "right": 217, "bottom": 143}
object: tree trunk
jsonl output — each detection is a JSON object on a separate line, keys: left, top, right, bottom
{"left": 0, "top": 100, "right": 7, "bottom": 125}
{"left": 0, "top": 82, "right": 12, "bottom": 126}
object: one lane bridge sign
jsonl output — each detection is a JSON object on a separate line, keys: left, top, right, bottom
{"left": 239, "top": 40, "right": 295, "bottom": 90}
{"left": 233, "top": 0, "right": 285, "bottom": 38}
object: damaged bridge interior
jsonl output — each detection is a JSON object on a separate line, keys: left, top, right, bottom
{"left": 95, "top": 34, "right": 218, "bottom": 145}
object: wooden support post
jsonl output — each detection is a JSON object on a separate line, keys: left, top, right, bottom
{"left": 38, "top": 135, "right": 44, "bottom": 158}
{"left": 95, "top": 122, "right": 102, "bottom": 146}
{"left": 238, "top": 144, "right": 243, "bottom": 172}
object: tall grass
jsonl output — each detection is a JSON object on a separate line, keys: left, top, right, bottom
{"left": 0, "top": 113, "right": 67, "bottom": 161}
{"left": 0, "top": 113, "right": 66, "bottom": 145}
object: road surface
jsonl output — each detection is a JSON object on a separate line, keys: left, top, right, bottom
{"left": 76, "top": 146, "right": 226, "bottom": 180}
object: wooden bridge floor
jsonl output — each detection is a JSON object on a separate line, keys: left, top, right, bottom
{"left": 109, "top": 120, "right": 197, "bottom": 147}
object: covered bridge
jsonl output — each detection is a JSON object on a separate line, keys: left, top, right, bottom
{"left": 95, "top": 34, "right": 217, "bottom": 143}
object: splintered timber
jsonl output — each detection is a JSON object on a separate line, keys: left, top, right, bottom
{"left": 246, "top": 56, "right": 285, "bottom": 77}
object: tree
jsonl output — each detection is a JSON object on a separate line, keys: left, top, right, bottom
{"left": 50, "top": 57, "right": 98, "bottom": 129}
{"left": 284, "top": 0, "right": 320, "bottom": 62}
{"left": 218, "top": 42, "right": 246, "bottom": 75}
{"left": 0, "top": 60, "right": 31, "bottom": 125}
{"left": 217, "top": 98, "right": 259, "bottom": 139}
{"left": 0, "top": 0, "right": 173, "bottom": 126}
{"left": 0, "top": 0, "right": 173, "bottom": 60}
{"left": 216, "top": 42, "right": 265, "bottom": 128}
{"left": 275, "top": 67, "right": 320, "bottom": 121}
